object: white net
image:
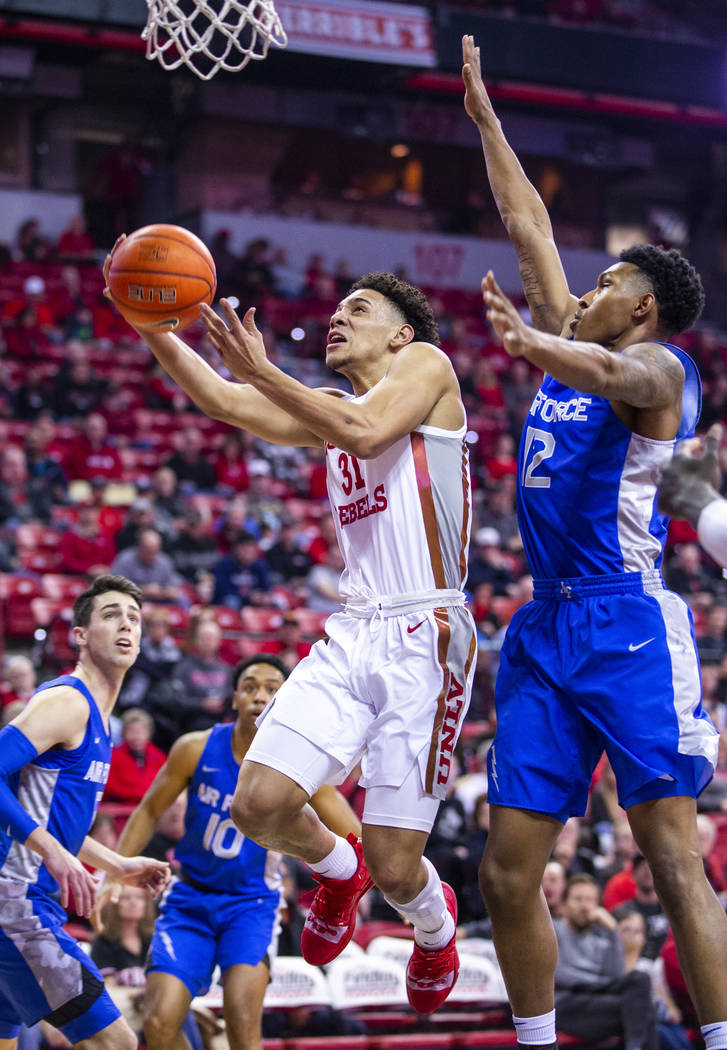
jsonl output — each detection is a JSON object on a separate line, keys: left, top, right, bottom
{"left": 143, "top": 0, "right": 287, "bottom": 81}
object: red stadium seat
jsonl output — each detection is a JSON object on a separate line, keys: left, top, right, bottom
{"left": 15, "top": 523, "right": 64, "bottom": 551}
{"left": 212, "top": 606, "right": 245, "bottom": 634}
{"left": 240, "top": 608, "right": 284, "bottom": 635}
{"left": 31, "top": 598, "right": 77, "bottom": 665}
{"left": 291, "top": 608, "right": 330, "bottom": 640}
{"left": 41, "top": 575, "right": 88, "bottom": 603}
{"left": 3, "top": 576, "right": 43, "bottom": 638}
{"left": 18, "top": 549, "right": 64, "bottom": 573}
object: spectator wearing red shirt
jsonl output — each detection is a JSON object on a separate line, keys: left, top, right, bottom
{"left": 60, "top": 501, "right": 116, "bottom": 577}
{"left": 64, "top": 411, "right": 123, "bottom": 482}
{"left": 260, "top": 612, "right": 312, "bottom": 669}
{"left": 0, "top": 655, "right": 36, "bottom": 712}
{"left": 104, "top": 708, "right": 167, "bottom": 805}
{"left": 56, "top": 215, "right": 95, "bottom": 263}
{"left": 1, "top": 274, "right": 56, "bottom": 328}
{"left": 485, "top": 433, "right": 517, "bottom": 482}
{"left": 215, "top": 431, "right": 250, "bottom": 492}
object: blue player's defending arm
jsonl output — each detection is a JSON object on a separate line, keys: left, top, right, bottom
{"left": 462, "top": 34, "right": 579, "bottom": 335}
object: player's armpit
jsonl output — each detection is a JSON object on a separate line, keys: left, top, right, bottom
{"left": 607, "top": 342, "right": 685, "bottom": 409}
{"left": 310, "top": 784, "right": 362, "bottom": 839}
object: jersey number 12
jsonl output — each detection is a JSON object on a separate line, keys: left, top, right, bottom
{"left": 521, "top": 427, "right": 555, "bottom": 489}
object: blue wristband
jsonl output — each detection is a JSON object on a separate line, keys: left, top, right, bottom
{"left": 0, "top": 725, "right": 41, "bottom": 843}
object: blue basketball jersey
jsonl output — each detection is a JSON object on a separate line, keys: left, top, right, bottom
{"left": 517, "top": 343, "right": 701, "bottom": 579}
{"left": 0, "top": 675, "right": 112, "bottom": 902}
{"left": 174, "top": 724, "right": 281, "bottom": 899}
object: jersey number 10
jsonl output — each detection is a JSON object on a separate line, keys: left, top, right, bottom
{"left": 202, "top": 813, "right": 245, "bottom": 859}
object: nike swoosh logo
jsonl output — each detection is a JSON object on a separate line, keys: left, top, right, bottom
{"left": 702, "top": 1027, "right": 722, "bottom": 1037}
{"left": 629, "top": 638, "right": 655, "bottom": 652}
{"left": 407, "top": 620, "right": 426, "bottom": 634}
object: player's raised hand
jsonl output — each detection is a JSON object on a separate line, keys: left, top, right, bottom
{"left": 482, "top": 271, "right": 529, "bottom": 357}
{"left": 116, "top": 855, "right": 172, "bottom": 898}
{"left": 102, "top": 234, "right": 127, "bottom": 300}
{"left": 201, "top": 301, "right": 268, "bottom": 381}
{"left": 462, "top": 35, "right": 494, "bottom": 126}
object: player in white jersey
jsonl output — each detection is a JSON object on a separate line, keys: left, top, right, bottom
{"left": 104, "top": 247, "right": 476, "bottom": 1014}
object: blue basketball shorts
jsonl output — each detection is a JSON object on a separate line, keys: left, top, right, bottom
{"left": 488, "top": 571, "right": 719, "bottom": 824}
{"left": 147, "top": 880, "right": 281, "bottom": 998}
{"left": 0, "top": 883, "right": 121, "bottom": 1041}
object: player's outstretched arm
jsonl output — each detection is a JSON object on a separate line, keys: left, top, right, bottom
{"left": 0, "top": 688, "right": 104, "bottom": 915}
{"left": 310, "top": 784, "right": 362, "bottom": 839}
{"left": 482, "top": 270, "right": 684, "bottom": 410}
{"left": 203, "top": 301, "right": 461, "bottom": 458}
{"left": 462, "top": 34, "right": 578, "bottom": 335}
{"left": 102, "top": 242, "right": 320, "bottom": 447}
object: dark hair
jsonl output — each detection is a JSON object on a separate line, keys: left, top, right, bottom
{"left": 73, "top": 574, "right": 143, "bottom": 628}
{"left": 563, "top": 872, "right": 600, "bottom": 900}
{"left": 232, "top": 653, "right": 289, "bottom": 690}
{"left": 348, "top": 272, "right": 440, "bottom": 344}
{"left": 619, "top": 244, "right": 705, "bottom": 336}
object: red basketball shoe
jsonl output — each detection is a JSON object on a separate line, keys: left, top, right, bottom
{"left": 406, "top": 882, "right": 459, "bottom": 1014}
{"left": 301, "top": 833, "right": 374, "bottom": 965}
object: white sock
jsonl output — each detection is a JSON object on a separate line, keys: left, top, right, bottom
{"left": 702, "top": 1022, "right": 727, "bottom": 1050}
{"left": 309, "top": 835, "right": 358, "bottom": 880}
{"left": 512, "top": 1009, "right": 557, "bottom": 1046}
{"left": 384, "top": 857, "right": 455, "bottom": 950}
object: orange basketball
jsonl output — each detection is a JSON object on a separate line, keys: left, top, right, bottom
{"left": 107, "top": 224, "right": 216, "bottom": 332}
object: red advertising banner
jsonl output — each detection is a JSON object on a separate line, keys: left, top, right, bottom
{"left": 276, "top": 0, "right": 436, "bottom": 67}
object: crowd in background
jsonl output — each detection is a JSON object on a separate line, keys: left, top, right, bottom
{"left": 3, "top": 219, "right": 727, "bottom": 1046}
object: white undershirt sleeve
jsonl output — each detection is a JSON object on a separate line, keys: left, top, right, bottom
{"left": 697, "top": 498, "right": 727, "bottom": 568}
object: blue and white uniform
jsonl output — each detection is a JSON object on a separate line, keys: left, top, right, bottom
{"left": 0, "top": 675, "right": 121, "bottom": 1042}
{"left": 148, "top": 724, "right": 282, "bottom": 996}
{"left": 488, "top": 345, "right": 719, "bottom": 821}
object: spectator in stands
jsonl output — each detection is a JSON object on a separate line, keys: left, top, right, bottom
{"left": 64, "top": 411, "right": 123, "bottom": 483}
{"left": 697, "top": 603, "right": 727, "bottom": 665}
{"left": 617, "top": 912, "right": 690, "bottom": 1050}
{"left": 91, "top": 885, "right": 155, "bottom": 984}
{"left": 664, "top": 542, "right": 717, "bottom": 598}
{"left": 1, "top": 273, "right": 55, "bottom": 330}
{"left": 554, "top": 874, "right": 657, "bottom": 1050}
{"left": 16, "top": 218, "right": 50, "bottom": 263}
{"left": 476, "top": 476, "right": 521, "bottom": 551}
{"left": 164, "top": 426, "right": 216, "bottom": 490}
{"left": 542, "top": 860, "right": 567, "bottom": 918}
{"left": 0, "top": 445, "right": 32, "bottom": 523}
{"left": 170, "top": 509, "right": 219, "bottom": 583}
{"left": 213, "top": 493, "right": 261, "bottom": 548}
{"left": 696, "top": 813, "right": 727, "bottom": 899}
{"left": 119, "top": 609, "right": 182, "bottom": 748}
{"left": 210, "top": 229, "right": 242, "bottom": 298}
{"left": 148, "top": 467, "right": 187, "bottom": 541}
{"left": 212, "top": 531, "right": 271, "bottom": 608}
{"left": 307, "top": 513, "right": 337, "bottom": 564}
{"left": 146, "top": 361, "right": 188, "bottom": 413}
{"left": 306, "top": 543, "right": 344, "bottom": 613}
{"left": 59, "top": 501, "right": 115, "bottom": 578}
{"left": 56, "top": 215, "right": 95, "bottom": 263}
{"left": 260, "top": 611, "right": 312, "bottom": 668}
{"left": 485, "top": 432, "right": 517, "bottom": 482}
{"left": 52, "top": 344, "right": 106, "bottom": 419}
{"left": 214, "top": 430, "right": 250, "bottom": 492}
{"left": 237, "top": 237, "right": 275, "bottom": 301}
{"left": 111, "top": 527, "right": 185, "bottom": 605}
{"left": 104, "top": 709, "right": 167, "bottom": 806}
{"left": 245, "top": 459, "right": 286, "bottom": 533}
{"left": 599, "top": 818, "right": 639, "bottom": 895}
{"left": 14, "top": 364, "right": 53, "bottom": 420}
{"left": 0, "top": 655, "right": 36, "bottom": 712}
{"left": 501, "top": 357, "right": 539, "bottom": 430}
{"left": 115, "top": 498, "right": 164, "bottom": 553}
{"left": 169, "top": 618, "right": 231, "bottom": 734}
{"left": 266, "top": 517, "right": 313, "bottom": 584}
{"left": 612, "top": 855, "right": 669, "bottom": 960}
{"left": 24, "top": 424, "right": 68, "bottom": 521}
{"left": 468, "top": 527, "right": 516, "bottom": 595}
{"left": 276, "top": 860, "right": 307, "bottom": 956}
{"left": 553, "top": 817, "right": 598, "bottom": 877}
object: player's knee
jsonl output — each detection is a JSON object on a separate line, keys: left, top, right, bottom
{"left": 143, "top": 1008, "right": 181, "bottom": 1049}
{"left": 478, "top": 853, "right": 535, "bottom": 911}
{"left": 230, "top": 789, "right": 274, "bottom": 839}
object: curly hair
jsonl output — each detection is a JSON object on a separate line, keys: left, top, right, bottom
{"left": 619, "top": 244, "right": 705, "bottom": 336}
{"left": 348, "top": 272, "right": 440, "bottom": 344}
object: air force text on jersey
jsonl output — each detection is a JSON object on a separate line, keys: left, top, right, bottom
{"left": 530, "top": 390, "right": 592, "bottom": 424}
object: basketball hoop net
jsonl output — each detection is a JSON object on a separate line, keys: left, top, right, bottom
{"left": 143, "top": 0, "right": 287, "bottom": 81}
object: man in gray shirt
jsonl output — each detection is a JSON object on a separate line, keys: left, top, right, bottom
{"left": 554, "top": 874, "right": 657, "bottom": 1050}
{"left": 112, "top": 526, "right": 185, "bottom": 606}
